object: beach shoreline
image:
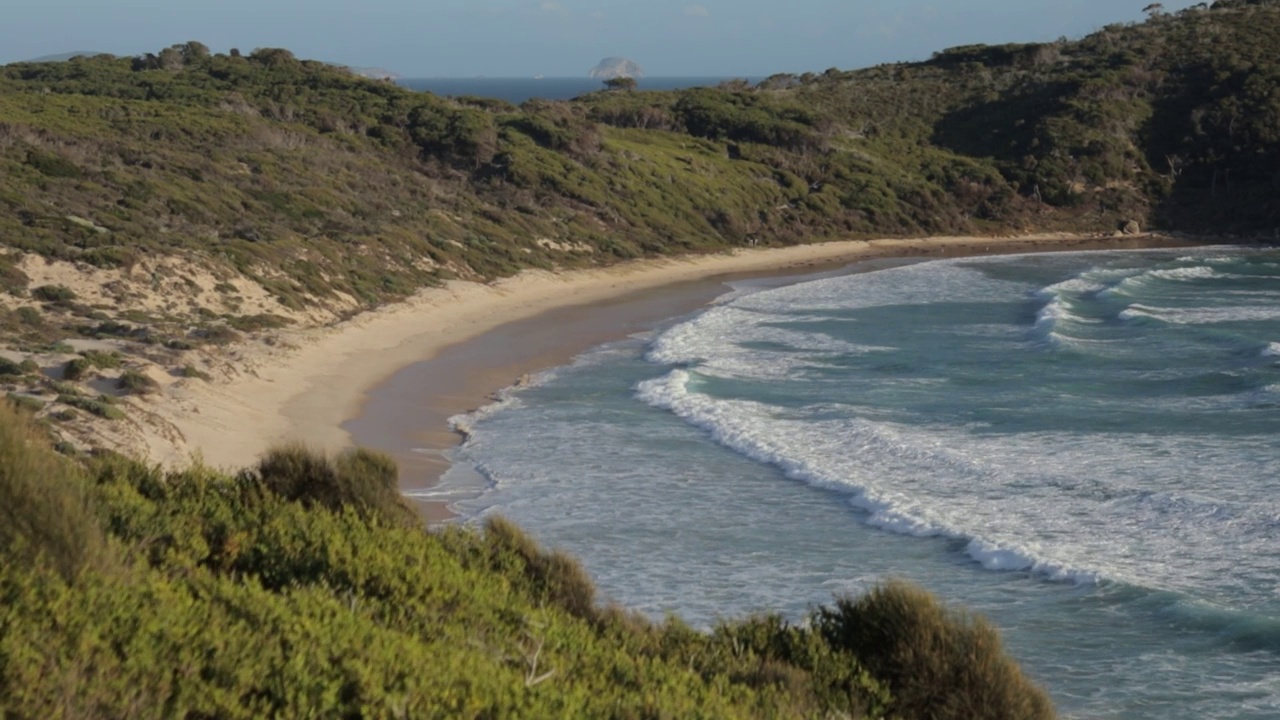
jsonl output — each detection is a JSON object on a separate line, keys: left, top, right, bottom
{"left": 332, "top": 232, "right": 1203, "bottom": 521}
{"left": 136, "top": 234, "right": 1203, "bottom": 488}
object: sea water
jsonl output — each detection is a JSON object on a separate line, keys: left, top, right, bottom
{"left": 436, "top": 247, "right": 1280, "bottom": 719}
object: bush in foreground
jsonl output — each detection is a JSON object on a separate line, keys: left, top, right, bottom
{"left": 818, "top": 580, "right": 1055, "bottom": 720}
{"left": 0, "top": 408, "right": 1055, "bottom": 719}
{"left": 0, "top": 402, "right": 107, "bottom": 580}
{"left": 480, "top": 514, "right": 599, "bottom": 620}
{"left": 248, "top": 443, "right": 418, "bottom": 527}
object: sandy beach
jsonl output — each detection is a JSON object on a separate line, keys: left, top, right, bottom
{"left": 139, "top": 233, "right": 1199, "bottom": 510}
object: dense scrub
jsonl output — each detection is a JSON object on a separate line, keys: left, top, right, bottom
{"left": 0, "top": 402, "right": 1054, "bottom": 718}
{"left": 0, "top": 2, "right": 1277, "bottom": 322}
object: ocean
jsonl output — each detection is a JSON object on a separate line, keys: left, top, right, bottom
{"left": 398, "top": 77, "right": 763, "bottom": 104}
{"left": 431, "top": 247, "right": 1280, "bottom": 719}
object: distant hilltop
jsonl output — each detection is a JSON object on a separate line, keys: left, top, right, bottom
{"left": 21, "top": 51, "right": 113, "bottom": 63}
{"left": 588, "top": 57, "right": 643, "bottom": 80}
{"left": 16, "top": 51, "right": 396, "bottom": 81}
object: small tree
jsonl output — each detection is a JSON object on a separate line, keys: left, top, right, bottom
{"left": 157, "top": 46, "right": 184, "bottom": 71}
{"left": 603, "top": 76, "right": 638, "bottom": 92}
{"left": 179, "top": 41, "right": 210, "bottom": 63}
{"left": 1142, "top": 2, "right": 1165, "bottom": 15}
{"left": 249, "top": 48, "right": 298, "bottom": 68}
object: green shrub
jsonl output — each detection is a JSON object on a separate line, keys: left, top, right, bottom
{"left": 79, "top": 350, "right": 122, "bottom": 369}
{"left": 250, "top": 444, "right": 417, "bottom": 527}
{"left": 117, "top": 369, "right": 157, "bottom": 395}
{"left": 25, "top": 150, "right": 83, "bottom": 179}
{"left": 194, "top": 325, "right": 242, "bottom": 345}
{"left": 57, "top": 395, "right": 125, "bottom": 421}
{"left": 0, "top": 402, "right": 107, "bottom": 580}
{"left": 16, "top": 306, "right": 42, "bottom": 326}
{"left": 6, "top": 393, "right": 45, "bottom": 413}
{"left": 62, "top": 351, "right": 124, "bottom": 382}
{"left": 19, "top": 358, "right": 40, "bottom": 375}
{"left": 31, "top": 285, "right": 77, "bottom": 304}
{"left": 226, "top": 313, "right": 291, "bottom": 332}
{"left": 706, "top": 613, "right": 892, "bottom": 717}
{"left": 0, "top": 259, "right": 30, "bottom": 295}
{"left": 0, "top": 357, "right": 24, "bottom": 376}
{"left": 62, "top": 357, "right": 93, "bottom": 381}
{"left": 49, "top": 381, "right": 82, "bottom": 397}
{"left": 81, "top": 321, "right": 133, "bottom": 338}
{"left": 81, "top": 246, "right": 135, "bottom": 269}
{"left": 483, "top": 514, "right": 598, "bottom": 620}
{"left": 817, "top": 580, "right": 1055, "bottom": 720}
{"left": 179, "top": 364, "right": 212, "bottom": 381}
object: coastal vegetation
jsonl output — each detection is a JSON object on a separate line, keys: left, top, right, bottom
{"left": 0, "top": 1, "right": 1276, "bottom": 310}
{"left": 0, "top": 401, "right": 1053, "bottom": 718}
{"left": 0, "top": 5, "right": 1277, "bottom": 714}
{"left": 1, "top": 1, "right": 1277, "bottom": 447}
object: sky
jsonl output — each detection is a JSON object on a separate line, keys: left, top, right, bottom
{"left": 2, "top": 0, "right": 1208, "bottom": 77}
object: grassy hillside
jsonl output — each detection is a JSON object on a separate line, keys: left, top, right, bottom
{"left": 0, "top": 2, "right": 1277, "bottom": 314}
{"left": 0, "top": 1, "right": 1273, "bottom": 482}
{"left": 0, "top": 401, "right": 1054, "bottom": 718}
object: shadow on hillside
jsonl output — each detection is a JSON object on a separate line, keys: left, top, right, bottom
{"left": 930, "top": 82, "right": 1076, "bottom": 167}
{"left": 1142, "top": 63, "right": 1280, "bottom": 235}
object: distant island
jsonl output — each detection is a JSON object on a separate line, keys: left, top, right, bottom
{"left": 588, "top": 57, "right": 643, "bottom": 79}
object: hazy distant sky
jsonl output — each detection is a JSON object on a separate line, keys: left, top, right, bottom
{"left": 2, "top": 0, "right": 1207, "bottom": 77}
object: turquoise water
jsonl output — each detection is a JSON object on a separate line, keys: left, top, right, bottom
{"left": 438, "top": 247, "right": 1280, "bottom": 718}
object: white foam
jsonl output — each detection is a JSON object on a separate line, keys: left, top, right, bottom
{"left": 1263, "top": 343, "right": 1280, "bottom": 358}
{"left": 636, "top": 369, "right": 1105, "bottom": 585}
{"left": 647, "top": 305, "right": 893, "bottom": 380}
{"left": 1118, "top": 304, "right": 1162, "bottom": 323}
{"left": 1150, "top": 265, "right": 1221, "bottom": 281}
{"left": 1037, "top": 266, "right": 1138, "bottom": 299}
{"left": 1177, "top": 255, "right": 1238, "bottom": 264}
{"left": 1034, "top": 300, "right": 1064, "bottom": 332}
{"left": 447, "top": 340, "right": 649, "bottom": 440}
{"left": 1121, "top": 304, "right": 1280, "bottom": 326}
{"left": 446, "top": 379, "right": 543, "bottom": 441}
{"left": 1031, "top": 297, "right": 1100, "bottom": 347}
{"left": 649, "top": 259, "right": 1027, "bottom": 375}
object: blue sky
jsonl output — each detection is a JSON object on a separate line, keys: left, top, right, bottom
{"left": 3, "top": 0, "right": 1205, "bottom": 77}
